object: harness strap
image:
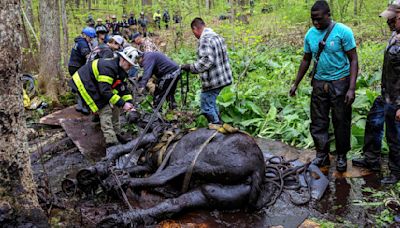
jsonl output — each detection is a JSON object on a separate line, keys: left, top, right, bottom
{"left": 156, "top": 141, "right": 179, "bottom": 173}
{"left": 181, "top": 130, "right": 219, "bottom": 193}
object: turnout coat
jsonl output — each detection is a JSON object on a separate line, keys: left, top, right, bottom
{"left": 69, "top": 57, "right": 133, "bottom": 113}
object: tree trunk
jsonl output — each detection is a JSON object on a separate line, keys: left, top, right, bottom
{"left": 142, "top": 0, "right": 151, "bottom": 8}
{"left": 353, "top": 0, "right": 357, "bottom": 16}
{"left": 122, "top": 0, "right": 127, "bottom": 15}
{"left": 205, "top": 0, "right": 210, "bottom": 11}
{"left": 38, "top": 0, "right": 64, "bottom": 103}
{"left": 24, "top": 0, "right": 35, "bottom": 30}
{"left": 75, "top": 0, "right": 80, "bottom": 8}
{"left": 88, "top": 0, "right": 91, "bottom": 10}
{"left": 0, "top": 1, "right": 48, "bottom": 227}
{"left": 61, "top": 0, "right": 69, "bottom": 69}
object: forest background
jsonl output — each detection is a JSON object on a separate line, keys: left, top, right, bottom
{"left": 11, "top": 0, "right": 400, "bottom": 225}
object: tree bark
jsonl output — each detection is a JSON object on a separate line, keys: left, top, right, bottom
{"left": 0, "top": 1, "right": 48, "bottom": 227}
{"left": 24, "top": 0, "right": 35, "bottom": 30}
{"left": 354, "top": 0, "right": 357, "bottom": 16}
{"left": 38, "top": 0, "right": 64, "bottom": 103}
{"left": 122, "top": 0, "right": 127, "bottom": 15}
{"left": 61, "top": 0, "right": 69, "bottom": 69}
{"left": 205, "top": 0, "right": 210, "bottom": 11}
{"left": 142, "top": 0, "right": 151, "bottom": 5}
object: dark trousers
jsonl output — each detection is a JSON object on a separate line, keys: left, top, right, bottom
{"left": 153, "top": 75, "right": 180, "bottom": 109}
{"left": 362, "top": 96, "right": 400, "bottom": 175}
{"left": 311, "top": 77, "right": 352, "bottom": 158}
{"left": 363, "top": 96, "right": 385, "bottom": 163}
{"left": 385, "top": 102, "right": 400, "bottom": 174}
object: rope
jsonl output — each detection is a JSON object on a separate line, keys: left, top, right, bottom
{"left": 264, "top": 156, "right": 312, "bottom": 206}
{"left": 181, "top": 130, "right": 219, "bottom": 193}
{"left": 122, "top": 71, "right": 181, "bottom": 169}
{"left": 180, "top": 71, "right": 189, "bottom": 108}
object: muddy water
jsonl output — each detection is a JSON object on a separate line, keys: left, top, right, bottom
{"left": 31, "top": 133, "right": 382, "bottom": 227}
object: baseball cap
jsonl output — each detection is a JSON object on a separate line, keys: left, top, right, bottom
{"left": 111, "top": 35, "right": 124, "bottom": 45}
{"left": 380, "top": 4, "right": 400, "bottom": 19}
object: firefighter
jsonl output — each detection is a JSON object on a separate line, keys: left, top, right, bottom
{"left": 69, "top": 46, "right": 140, "bottom": 146}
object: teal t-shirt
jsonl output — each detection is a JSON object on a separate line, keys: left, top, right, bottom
{"left": 304, "top": 22, "right": 356, "bottom": 81}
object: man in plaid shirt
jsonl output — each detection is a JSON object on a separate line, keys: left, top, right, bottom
{"left": 182, "top": 18, "right": 233, "bottom": 124}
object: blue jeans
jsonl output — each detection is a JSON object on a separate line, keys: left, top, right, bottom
{"left": 363, "top": 96, "right": 400, "bottom": 174}
{"left": 363, "top": 96, "right": 385, "bottom": 163}
{"left": 200, "top": 88, "right": 222, "bottom": 124}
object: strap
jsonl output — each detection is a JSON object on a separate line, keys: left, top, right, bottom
{"left": 181, "top": 130, "right": 219, "bottom": 193}
{"left": 315, "top": 22, "right": 336, "bottom": 62}
{"left": 309, "top": 22, "right": 336, "bottom": 78}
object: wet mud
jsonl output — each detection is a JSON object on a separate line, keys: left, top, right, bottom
{"left": 29, "top": 116, "right": 386, "bottom": 227}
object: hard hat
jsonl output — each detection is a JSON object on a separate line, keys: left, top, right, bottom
{"left": 111, "top": 35, "right": 124, "bottom": 45}
{"left": 123, "top": 14, "right": 127, "bottom": 18}
{"left": 96, "top": 18, "right": 103, "bottom": 22}
{"left": 118, "top": 46, "right": 142, "bottom": 67}
{"left": 82, "top": 27, "right": 96, "bottom": 38}
{"left": 140, "top": 12, "right": 144, "bottom": 15}
{"left": 111, "top": 15, "right": 117, "bottom": 19}
{"left": 95, "top": 25, "right": 108, "bottom": 34}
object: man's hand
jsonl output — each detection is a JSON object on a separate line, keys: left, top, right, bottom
{"left": 181, "top": 64, "right": 191, "bottom": 72}
{"left": 123, "top": 102, "right": 135, "bottom": 112}
{"left": 345, "top": 89, "right": 356, "bottom": 105}
{"left": 289, "top": 84, "right": 298, "bottom": 97}
{"left": 396, "top": 109, "right": 400, "bottom": 122}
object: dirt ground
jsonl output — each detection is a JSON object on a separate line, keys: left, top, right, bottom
{"left": 29, "top": 106, "right": 383, "bottom": 227}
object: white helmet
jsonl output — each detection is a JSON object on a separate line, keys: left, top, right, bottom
{"left": 119, "top": 46, "right": 142, "bottom": 67}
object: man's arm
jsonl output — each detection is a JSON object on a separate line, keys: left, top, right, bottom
{"left": 138, "top": 58, "right": 155, "bottom": 88}
{"left": 344, "top": 48, "right": 359, "bottom": 105}
{"left": 289, "top": 52, "right": 312, "bottom": 97}
{"left": 190, "top": 39, "right": 215, "bottom": 74}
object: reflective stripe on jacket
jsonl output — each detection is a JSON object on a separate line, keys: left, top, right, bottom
{"left": 70, "top": 57, "right": 133, "bottom": 112}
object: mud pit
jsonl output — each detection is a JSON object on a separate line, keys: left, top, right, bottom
{"left": 30, "top": 107, "right": 382, "bottom": 227}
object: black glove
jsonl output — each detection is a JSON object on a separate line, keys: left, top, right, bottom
{"left": 181, "top": 64, "right": 191, "bottom": 72}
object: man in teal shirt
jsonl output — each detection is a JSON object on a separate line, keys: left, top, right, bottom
{"left": 290, "top": 0, "right": 359, "bottom": 172}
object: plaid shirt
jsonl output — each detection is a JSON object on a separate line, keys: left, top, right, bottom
{"left": 190, "top": 28, "right": 233, "bottom": 91}
{"left": 139, "top": 38, "right": 159, "bottom": 52}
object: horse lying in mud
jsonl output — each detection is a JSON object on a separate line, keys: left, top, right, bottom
{"left": 96, "top": 128, "right": 272, "bottom": 227}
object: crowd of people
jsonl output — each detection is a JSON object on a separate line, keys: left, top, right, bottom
{"left": 67, "top": 14, "right": 229, "bottom": 150}
{"left": 85, "top": 9, "right": 181, "bottom": 40}
{"left": 67, "top": 0, "right": 400, "bottom": 186}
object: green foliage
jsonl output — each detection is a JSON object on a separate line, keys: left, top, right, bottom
{"left": 354, "top": 184, "right": 400, "bottom": 226}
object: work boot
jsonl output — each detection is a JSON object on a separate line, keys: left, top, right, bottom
{"left": 336, "top": 154, "right": 347, "bottom": 172}
{"left": 381, "top": 173, "right": 400, "bottom": 185}
{"left": 311, "top": 155, "right": 330, "bottom": 167}
{"left": 352, "top": 158, "right": 380, "bottom": 172}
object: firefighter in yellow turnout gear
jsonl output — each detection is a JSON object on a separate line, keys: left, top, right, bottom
{"left": 69, "top": 46, "right": 140, "bottom": 146}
